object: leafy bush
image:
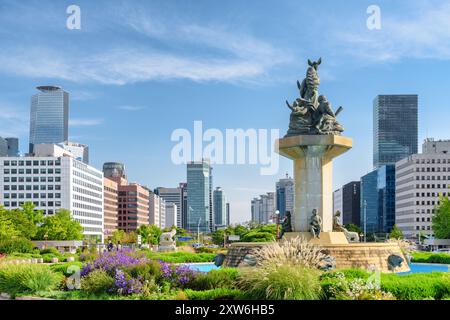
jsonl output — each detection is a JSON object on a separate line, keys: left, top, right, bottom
{"left": 0, "top": 238, "right": 35, "bottom": 254}
{"left": 160, "top": 262, "right": 197, "bottom": 288}
{"left": 411, "top": 251, "right": 450, "bottom": 264}
{"left": 0, "top": 264, "right": 63, "bottom": 297}
{"left": 184, "top": 288, "right": 244, "bottom": 300}
{"left": 380, "top": 272, "right": 450, "bottom": 300}
{"left": 50, "top": 262, "right": 83, "bottom": 277}
{"left": 81, "top": 250, "right": 148, "bottom": 277}
{"left": 188, "top": 268, "right": 239, "bottom": 290}
{"left": 40, "top": 247, "right": 61, "bottom": 255}
{"left": 237, "top": 264, "right": 323, "bottom": 300}
{"left": 81, "top": 270, "right": 115, "bottom": 294}
{"left": 122, "top": 260, "right": 161, "bottom": 282}
{"left": 143, "top": 251, "right": 215, "bottom": 263}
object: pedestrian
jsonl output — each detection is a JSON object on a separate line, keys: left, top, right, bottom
{"left": 117, "top": 241, "right": 122, "bottom": 251}
{"left": 107, "top": 240, "right": 113, "bottom": 252}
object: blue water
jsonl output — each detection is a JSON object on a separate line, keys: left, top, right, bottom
{"left": 398, "top": 263, "right": 450, "bottom": 275}
{"left": 184, "top": 263, "right": 219, "bottom": 272}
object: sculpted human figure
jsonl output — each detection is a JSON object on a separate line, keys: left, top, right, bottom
{"left": 279, "top": 211, "right": 293, "bottom": 239}
{"left": 310, "top": 209, "right": 322, "bottom": 238}
{"left": 333, "top": 211, "right": 360, "bottom": 242}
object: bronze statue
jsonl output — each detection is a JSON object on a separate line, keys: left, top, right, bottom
{"left": 285, "top": 58, "right": 344, "bottom": 137}
{"left": 310, "top": 209, "right": 322, "bottom": 238}
{"left": 279, "top": 211, "right": 292, "bottom": 239}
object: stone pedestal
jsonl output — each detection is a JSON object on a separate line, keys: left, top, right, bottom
{"left": 276, "top": 135, "right": 352, "bottom": 235}
{"left": 282, "top": 232, "right": 349, "bottom": 245}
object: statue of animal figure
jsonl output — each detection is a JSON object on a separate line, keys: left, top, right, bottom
{"left": 160, "top": 228, "right": 177, "bottom": 243}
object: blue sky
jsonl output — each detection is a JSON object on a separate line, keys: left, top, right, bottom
{"left": 1, "top": 0, "right": 450, "bottom": 223}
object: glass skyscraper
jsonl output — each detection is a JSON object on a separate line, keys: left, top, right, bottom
{"left": 373, "top": 95, "right": 418, "bottom": 168}
{"left": 213, "top": 187, "right": 227, "bottom": 228}
{"left": 360, "top": 165, "right": 396, "bottom": 236}
{"left": 29, "top": 86, "right": 69, "bottom": 153}
{"left": 187, "top": 160, "right": 212, "bottom": 233}
{"left": 275, "top": 174, "right": 294, "bottom": 219}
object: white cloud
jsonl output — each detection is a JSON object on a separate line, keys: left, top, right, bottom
{"left": 69, "top": 118, "right": 103, "bottom": 126}
{"left": 0, "top": 103, "right": 28, "bottom": 137}
{"left": 117, "top": 105, "right": 147, "bottom": 111}
{"left": 336, "top": 2, "right": 450, "bottom": 62}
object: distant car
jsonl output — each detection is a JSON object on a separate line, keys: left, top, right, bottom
{"left": 207, "top": 245, "right": 219, "bottom": 248}
{"left": 192, "top": 243, "right": 203, "bottom": 248}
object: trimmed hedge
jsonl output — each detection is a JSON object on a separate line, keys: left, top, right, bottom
{"left": 0, "top": 238, "right": 35, "bottom": 254}
{"left": 142, "top": 251, "right": 216, "bottom": 263}
{"left": 411, "top": 252, "right": 450, "bottom": 264}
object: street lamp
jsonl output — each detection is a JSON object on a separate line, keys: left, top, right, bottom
{"left": 44, "top": 232, "right": 48, "bottom": 249}
{"left": 275, "top": 210, "right": 280, "bottom": 239}
{"left": 197, "top": 218, "right": 202, "bottom": 245}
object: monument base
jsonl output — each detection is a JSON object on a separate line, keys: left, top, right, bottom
{"left": 282, "top": 232, "right": 349, "bottom": 245}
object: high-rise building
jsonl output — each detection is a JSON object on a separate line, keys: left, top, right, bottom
{"left": 29, "top": 86, "right": 69, "bottom": 153}
{"left": 213, "top": 187, "right": 227, "bottom": 229}
{"left": 186, "top": 160, "right": 211, "bottom": 233}
{"left": 226, "top": 202, "right": 230, "bottom": 226}
{"left": 5, "top": 138, "right": 19, "bottom": 157}
{"left": 0, "top": 145, "right": 104, "bottom": 240}
{"left": 342, "top": 181, "right": 361, "bottom": 226}
{"left": 117, "top": 182, "right": 149, "bottom": 232}
{"left": 275, "top": 174, "right": 294, "bottom": 219}
{"left": 165, "top": 203, "right": 177, "bottom": 229}
{"left": 103, "top": 177, "right": 119, "bottom": 236}
{"left": 58, "top": 142, "right": 89, "bottom": 164}
{"left": 103, "top": 162, "right": 126, "bottom": 180}
{"left": 0, "top": 137, "right": 7, "bottom": 157}
{"left": 360, "top": 165, "right": 396, "bottom": 236}
{"left": 333, "top": 188, "right": 343, "bottom": 220}
{"left": 180, "top": 182, "right": 188, "bottom": 229}
{"left": 155, "top": 187, "right": 183, "bottom": 228}
{"left": 251, "top": 192, "right": 275, "bottom": 224}
{"left": 373, "top": 95, "right": 418, "bottom": 168}
{"left": 395, "top": 139, "right": 450, "bottom": 240}
{"left": 149, "top": 191, "right": 166, "bottom": 229}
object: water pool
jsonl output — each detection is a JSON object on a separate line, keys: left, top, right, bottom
{"left": 183, "top": 263, "right": 219, "bottom": 272}
{"left": 398, "top": 263, "right": 450, "bottom": 275}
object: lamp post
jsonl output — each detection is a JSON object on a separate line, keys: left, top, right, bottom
{"left": 44, "top": 232, "right": 48, "bottom": 249}
{"left": 363, "top": 200, "right": 367, "bottom": 243}
{"left": 275, "top": 210, "right": 280, "bottom": 239}
{"left": 197, "top": 217, "right": 202, "bottom": 245}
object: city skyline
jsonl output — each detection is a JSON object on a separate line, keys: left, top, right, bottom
{"left": 2, "top": 1, "right": 450, "bottom": 223}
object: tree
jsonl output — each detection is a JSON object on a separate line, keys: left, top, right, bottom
{"left": 137, "top": 224, "right": 162, "bottom": 245}
{"left": 345, "top": 224, "right": 362, "bottom": 235}
{"left": 211, "top": 229, "right": 226, "bottom": 246}
{"left": 433, "top": 196, "right": 450, "bottom": 239}
{"left": 36, "top": 209, "right": 83, "bottom": 240}
{"left": 389, "top": 224, "right": 404, "bottom": 239}
{"left": 111, "top": 230, "right": 125, "bottom": 244}
{"left": 0, "top": 209, "right": 19, "bottom": 240}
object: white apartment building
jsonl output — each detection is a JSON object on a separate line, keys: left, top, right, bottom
{"left": 396, "top": 139, "right": 450, "bottom": 240}
{"left": 149, "top": 192, "right": 166, "bottom": 229}
{"left": 0, "top": 145, "right": 104, "bottom": 240}
{"left": 165, "top": 202, "right": 177, "bottom": 229}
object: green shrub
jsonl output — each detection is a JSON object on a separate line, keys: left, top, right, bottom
{"left": 0, "top": 238, "right": 35, "bottom": 254}
{"left": 411, "top": 252, "right": 450, "bottom": 264}
{"left": 188, "top": 268, "right": 239, "bottom": 290}
{"left": 81, "top": 270, "right": 115, "bottom": 294}
{"left": 238, "top": 264, "right": 323, "bottom": 300}
{"left": 143, "top": 251, "right": 215, "bottom": 263}
{"left": 39, "top": 247, "right": 61, "bottom": 256}
{"left": 50, "top": 262, "right": 83, "bottom": 277}
{"left": 123, "top": 261, "right": 161, "bottom": 282}
{"left": 184, "top": 288, "right": 244, "bottom": 300}
{"left": 380, "top": 272, "right": 450, "bottom": 300}
{"left": 0, "top": 264, "right": 63, "bottom": 297}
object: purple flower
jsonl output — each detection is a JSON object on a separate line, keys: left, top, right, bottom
{"left": 159, "top": 262, "right": 197, "bottom": 288}
{"left": 114, "top": 269, "right": 143, "bottom": 295}
{"left": 81, "top": 249, "right": 147, "bottom": 277}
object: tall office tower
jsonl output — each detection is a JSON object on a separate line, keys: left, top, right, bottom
{"left": 226, "top": 203, "right": 230, "bottom": 226}
{"left": 186, "top": 160, "right": 211, "bottom": 233}
{"left": 360, "top": 165, "right": 396, "bottom": 236}
{"left": 5, "top": 138, "right": 19, "bottom": 156}
{"left": 29, "top": 86, "right": 69, "bottom": 153}
{"left": 373, "top": 95, "right": 418, "bottom": 168}
{"left": 165, "top": 203, "right": 177, "bottom": 229}
{"left": 0, "top": 144, "right": 104, "bottom": 241}
{"left": 396, "top": 139, "right": 450, "bottom": 240}
{"left": 58, "top": 142, "right": 89, "bottom": 164}
{"left": 251, "top": 197, "right": 261, "bottom": 223}
{"left": 155, "top": 187, "right": 183, "bottom": 228}
{"left": 213, "top": 187, "right": 227, "bottom": 229}
{"left": 179, "top": 182, "right": 188, "bottom": 229}
{"left": 103, "top": 177, "right": 119, "bottom": 236}
{"left": 117, "top": 182, "right": 149, "bottom": 232}
{"left": 342, "top": 181, "right": 361, "bottom": 226}
{"left": 275, "top": 174, "right": 294, "bottom": 219}
{"left": 208, "top": 165, "right": 214, "bottom": 232}
{"left": 0, "top": 137, "right": 7, "bottom": 157}
{"left": 333, "top": 188, "right": 343, "bottom": 221}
